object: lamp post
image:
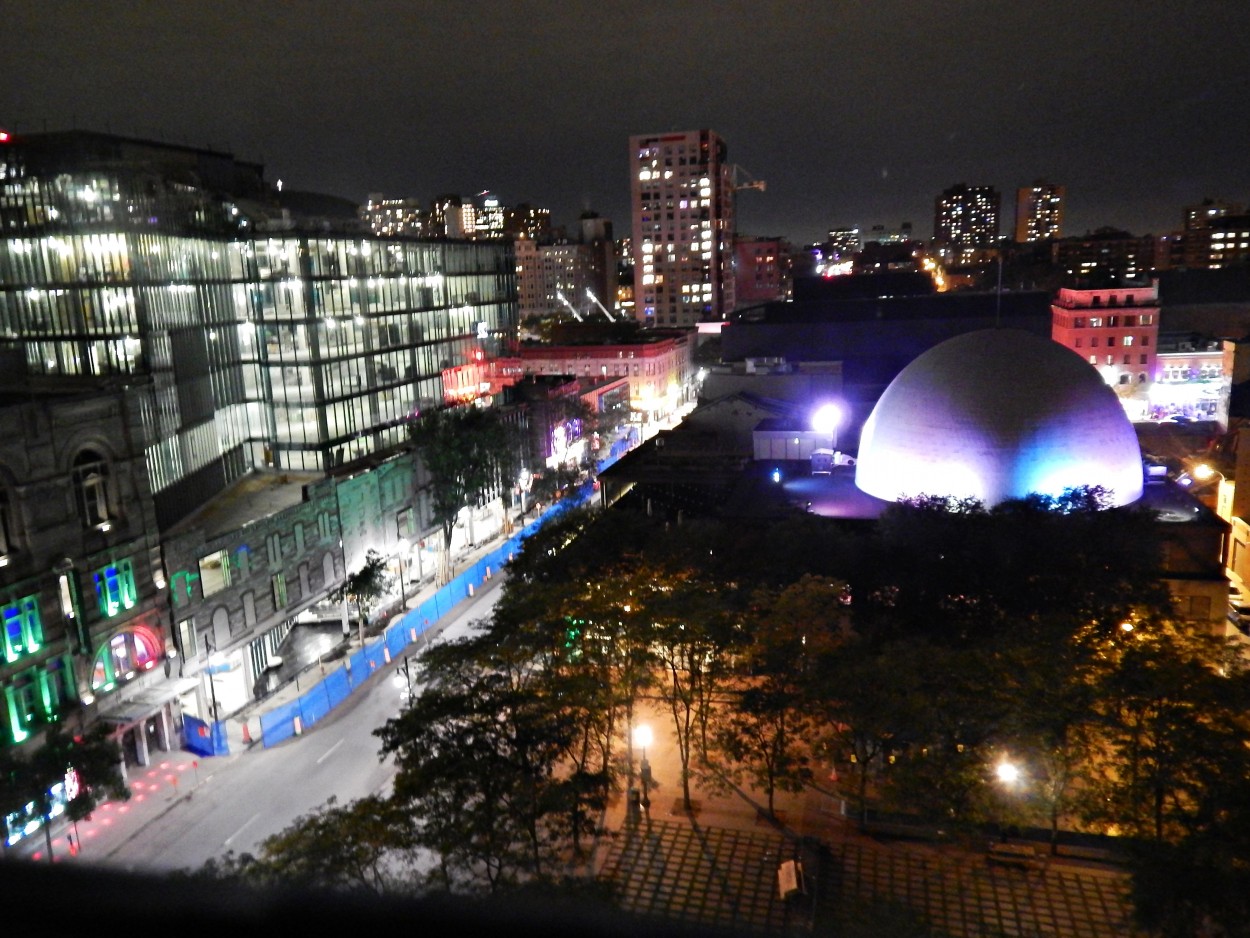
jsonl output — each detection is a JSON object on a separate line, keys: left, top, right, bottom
{"left": 202, "top": 634, "right": 221, "bottom": 723}
{"left": 397, "top": 541, "right": 409, "bottom": 608}
{"left": 633, "top": 724, "right": 653, "bottom": 812}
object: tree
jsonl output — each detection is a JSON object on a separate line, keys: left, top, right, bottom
{"left": 646, "top": 564, "right": 745, "bottom": 813}
{"left": 410, "top": 406, "right": 522, "bottom": 584}
{"left": 0, "top": 723, "right": 130, "bottom": 862}
{"left": 375, "top": 628, "right": 581, "bottom": 892}
{"left": 710, "top": 577, "right": 848, "bottom": 820}
{"left": 209, "top": 795, "right": 421, "bottom": 896}
{"left": 330, "top": 549, "right": 393, "bottom": 642}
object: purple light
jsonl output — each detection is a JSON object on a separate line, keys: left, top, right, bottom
{"left": 811, "top": 403, "right": 842, "bottom": 435}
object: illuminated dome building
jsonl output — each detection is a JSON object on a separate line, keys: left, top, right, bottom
{"left": 854, "top": 329, "right": 1144, "bottom": 508}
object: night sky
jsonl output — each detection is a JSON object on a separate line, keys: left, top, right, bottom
{"left": 4, "top": 1, "right": 1249, "bottom": 246}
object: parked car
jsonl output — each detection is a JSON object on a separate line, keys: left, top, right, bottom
{"left": 1229, "top": 600, "right": 1250, "bottom": 635}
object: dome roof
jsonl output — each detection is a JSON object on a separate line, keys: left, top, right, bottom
{"left": 854, "top": 329, "right": 1143, "bottom": 507}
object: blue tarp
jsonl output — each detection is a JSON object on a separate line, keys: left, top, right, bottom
{"left": 252, "top": 490, "right": 603, "bottom": 749}
{"left": 184, "top": 715, "right": 228, "bottom": 757}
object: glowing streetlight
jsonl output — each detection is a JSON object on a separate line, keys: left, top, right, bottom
{"left": 995, "top": 758, "right": 1020, "bottom": 786}
{"left": 811, "top": 402, "right": 843, "bottom": 451}
{"left": 633, "top": 724, "right": 653, "bottom": 811}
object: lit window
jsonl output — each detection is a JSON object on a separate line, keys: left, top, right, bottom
{"left": 271, "top": 573, "right": 288, "bottom": 609}
{"left": 2, "top": 596, "right": 42, "bottom": 663}
{"left": 93, "top": 559, "right": 137, "bottom": 617}
{"left": 198, "top": 549, "right": 231, "bottom": 597}
{"left": 72, "top": 450, "right": 111, "bottom": 530}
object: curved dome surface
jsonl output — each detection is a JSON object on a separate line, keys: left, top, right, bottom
{"left": 854, "top": 329, "right": 1143, "bottom": 507}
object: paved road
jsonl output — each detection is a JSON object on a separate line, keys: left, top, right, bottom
{"left": 7, "top": 576, "right": 501, "bottom": 872}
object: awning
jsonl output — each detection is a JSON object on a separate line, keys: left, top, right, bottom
{"left": 95, "top": 677, "right": 199, "bottom": 726}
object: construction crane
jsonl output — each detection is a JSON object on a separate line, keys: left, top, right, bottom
{"left": 730, "top": 164, "right": 767, "bottom": 193}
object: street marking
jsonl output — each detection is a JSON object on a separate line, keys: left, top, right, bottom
{"left": 224, "top": 813, "right": 259, "bottom": 847}
{"left": 317, "top": 739, "right": 344, "bottom": 764}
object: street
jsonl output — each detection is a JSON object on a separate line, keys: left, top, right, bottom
{"left": 8, "top": 575, "right": 503, "bottom": 874}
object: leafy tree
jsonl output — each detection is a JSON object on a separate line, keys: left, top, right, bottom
{"left": 645, "top": 563, "right": 745, "bottom": 812}
{"left": 1081, "top": 618, "right": 1250, "bottom": 843}
{"left": 710, "top": 577, "right": 848, "bottom": 819}
{"left": 330, "top": 548, "right": 393, "bottom": 641}
{"left": 223, "top": 795, "right": 420, "bottom": 896}
{"left": 375, "top": 628, "right": 581, "bottom": 892}
{"left": 0, "top": 723, "right": 129, "bottom": 862}
{"left": 410, "top": 405, "right": 522, "bottom": 584}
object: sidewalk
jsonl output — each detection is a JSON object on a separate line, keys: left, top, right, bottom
{"left": 591, "top": 706, "right": 1143, "bottom": 937}
{"left": 4, "top": 533, "right": 510, "bottom": 867}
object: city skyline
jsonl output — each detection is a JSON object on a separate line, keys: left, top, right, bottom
{"left": 4, "top": 1, "right": 1249, "bottom": 246}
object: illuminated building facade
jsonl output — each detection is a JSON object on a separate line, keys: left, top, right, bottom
{"left": 515, "top": 237, "right": 617, "bottom": 322}
{"left": 516, "top": 330, "right": 694, "bottom": 426}
{"left": 1014, "top": 180, "right": 1065, "bottom": 243}
{"left": 0, "top": 386, "right": 170, "bottom": 843}
{"left": 0, "top": 131, "right": 517, "bottom": 532}
{"left": 629, "top": 129, "right": 735, "bottom": 328}
{"left": 733, "top": 237, "right": 790, "bottom": 308}
{"left": 934, "top": 183, "right": 1001, "bottom": 262}
{"left": 1052, "top": 227, "right": 1158, "bottom": 282}
{"left": 1050, "top": 281, "right": 1160, "bottom": 403}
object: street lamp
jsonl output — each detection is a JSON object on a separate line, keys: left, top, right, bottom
{"left": 811, "top": 402, "right": 842, "bottom": 451}
{"left": 995, "top": 758, "right": 1020, "bottom": 787}
{"left": 633, "top": 724, "right": 653, "bottom": 812}
{"left": 202, "top": 633, "right": 221, "bottom": 723}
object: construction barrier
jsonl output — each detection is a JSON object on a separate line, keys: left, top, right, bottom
{"left": 250, "top": 480, "right": 604, "bottom": 750}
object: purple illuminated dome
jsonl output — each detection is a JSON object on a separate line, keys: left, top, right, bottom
{"left": 854, "top": 329, "right": 1144, "bottom": 508}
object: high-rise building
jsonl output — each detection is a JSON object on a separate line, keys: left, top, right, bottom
{"left": 0, "top": 131, "right": 518, "bottom": 530}
{"left": 1014, "top": 180, "right": 1065, "bottom": 243}
{"left": 934, "top": 183, "right": 1001, "bottom": 248}
{"left": 629, "top": 130, "right": 735, "bottom": 328}
{"left": 826, "top": 227, "right": 862, "bottom": 259}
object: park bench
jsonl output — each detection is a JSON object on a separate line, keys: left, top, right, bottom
{"left": 860, "top": 819, "right": 949, "bottom": 842}
{"left": 987, "top": 841, "right": 1046, "bottom": 871}
{"left": 1055, "top": 843, "right": 1123, "bottom": 864}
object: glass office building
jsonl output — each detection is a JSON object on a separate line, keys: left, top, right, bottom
{"left": 0, "top": 131, "right": 517, "bottom": 529}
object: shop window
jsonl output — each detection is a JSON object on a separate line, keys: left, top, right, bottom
{"left": 197, "top": 549, "right": 231, "bottom": 598}
{"left": 93, "top": 559, "right": 137, "bottom": 617}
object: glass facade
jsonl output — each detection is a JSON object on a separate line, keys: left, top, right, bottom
{"left": 1, "top": 132, "right": 518, "bottom": 497}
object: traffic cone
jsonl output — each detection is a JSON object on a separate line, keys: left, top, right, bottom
{"left": 242, "top": 722, "right": 252, "bottom": 745}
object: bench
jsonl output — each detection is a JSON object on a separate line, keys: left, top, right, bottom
{"left": 1055, "top": 843, "right": 1123, "bottom": 864}
{"left": 861, "top": 820, "right": 949, "bottom": 842}
{"left": 988, "top": 842, "right": 1045, "bottom": 870}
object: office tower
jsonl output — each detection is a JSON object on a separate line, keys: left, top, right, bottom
{"left": 934, "top": 183, "right": 1001, "bottom": 248}
{"left": 629, "top": 130, "right": 735, "bottom": 327}
{"left": 1014, "top": 180, "right": 1065, "bottom": 243}
{"left": 0, "top": 130, "right": 517, "bottom": 531}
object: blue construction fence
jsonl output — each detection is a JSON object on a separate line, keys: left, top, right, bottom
{"left": 246, "top": 473, "right": 610, "bottom": 751}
